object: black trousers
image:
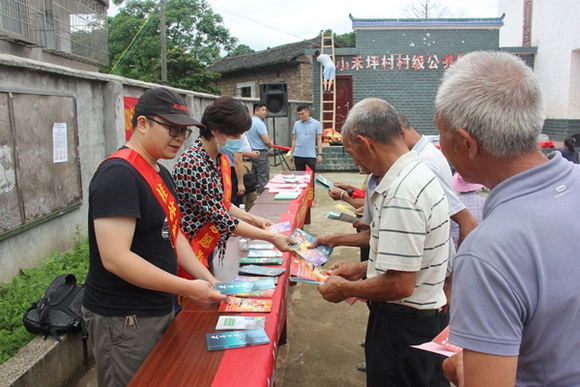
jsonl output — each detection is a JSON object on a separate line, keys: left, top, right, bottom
{"left": 365, "top": 303, "right": 449, "bottom": 387}
{"left": 230, "top": 167, "right": 244, "bottom": 206}
{"left": 293, "top": 156, "right": 316, "bottom": 173}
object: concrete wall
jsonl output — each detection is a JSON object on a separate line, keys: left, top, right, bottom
{"left": 0, "top": 53, "right": 302, "bottom": 283}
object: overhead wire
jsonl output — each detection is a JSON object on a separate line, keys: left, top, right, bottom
{"left": 209, "top": 3, "right": 305, "bottom": 42}
{"left": 109, "top": 4, "right": 160, "bottom": 75}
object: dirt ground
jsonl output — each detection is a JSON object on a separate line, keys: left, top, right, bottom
{"left": 276, "top": 170, "right": 369, "bottom": 387}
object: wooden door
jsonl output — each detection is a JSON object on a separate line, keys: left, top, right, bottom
{"left": 335, "top": 75, "right": 353, "bottom": 132}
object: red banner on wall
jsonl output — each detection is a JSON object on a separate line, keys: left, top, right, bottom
{"left": 123, "top": 96, "right": 139, "bottom": 141}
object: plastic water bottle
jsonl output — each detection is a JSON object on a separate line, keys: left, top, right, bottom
{"left": 239, "top": 204, "right": 246, "bottom": 212}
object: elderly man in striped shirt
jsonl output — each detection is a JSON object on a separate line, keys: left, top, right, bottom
{"left": 318, "top": 98, "right": 451, "bottom": 387}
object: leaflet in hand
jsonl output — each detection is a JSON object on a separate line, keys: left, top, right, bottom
{"left": 290, "top": 257, "right": 329, "bottom": 284}
{"left": 267, "top": 221, "right": 292, "bottom": 233}
{"left": 315, "top": 174, "right": 335, "bottom": 189}
{"left": 326, "top": 211, "right": 359, "bottom": 224}
{"left": 205, "top": 328, "right": 270, "bottom": 351}
{"left": 233, "top": 275, "right": 278, "bottom": 284}
{"left": 219, "top": 297, "right": 272, "bottom": 313}
{"left": 238, "top": 265, "right": 286, "bottom": 277}
{"left": 215, "top": 315, "right": 266, "bottom": 330}
{"left": 411, "top": 325, "right": 462, "bottom": 357}
{"left": 289, "top": 228, "right": 333, "bottom": 266}
{"left": 215, "top": 278, "right": 276, "bottom": 295}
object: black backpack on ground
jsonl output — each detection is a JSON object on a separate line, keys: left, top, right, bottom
{"left": 23, "top": 273, "right": 89, "bottom": 364}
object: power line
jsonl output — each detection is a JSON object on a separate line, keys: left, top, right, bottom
{"left": 210, "top": 3, "right": 305, "bottom": 42}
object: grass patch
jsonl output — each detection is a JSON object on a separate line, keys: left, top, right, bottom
{"left": 0, "top": 233, "right": 89, "bottom": 365}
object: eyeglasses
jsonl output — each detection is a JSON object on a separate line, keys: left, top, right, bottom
{"left": 146, "top": 116, "right": 193, "bottom": 139}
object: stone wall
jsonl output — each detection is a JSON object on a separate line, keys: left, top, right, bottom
{"left": 318, "top": 145, "right": 358, "bottom": 172}
{"left": 215, "top": 54, "right": 313, "bottom": 102}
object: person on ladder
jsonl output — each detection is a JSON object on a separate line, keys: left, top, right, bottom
{"left": 314, "top": 50, "right": 336, "bottom": 93}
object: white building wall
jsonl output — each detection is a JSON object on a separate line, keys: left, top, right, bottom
{"left": 499, "top": 0, "right": 580, "bottom": 119}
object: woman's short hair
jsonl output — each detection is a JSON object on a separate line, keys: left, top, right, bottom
{"left": 200, "top": 96, "right": 252, "bottom": 139}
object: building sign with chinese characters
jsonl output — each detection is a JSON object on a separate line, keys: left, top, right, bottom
{"left": 335, "top": 54, "right": 465, "bottom": 72}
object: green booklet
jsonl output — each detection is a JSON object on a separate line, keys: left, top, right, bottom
{"left": 273, "top": 191, "right": 300, "bottom": 200}
{"left": 205, "top": 328, "right": 270, "bottom": 351}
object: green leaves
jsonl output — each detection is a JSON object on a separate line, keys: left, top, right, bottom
{"left": 0, "top": 233, "right": 89, "bottom": 365}
{"left": 104, "top": 0, "right": 240, "bottom": 94}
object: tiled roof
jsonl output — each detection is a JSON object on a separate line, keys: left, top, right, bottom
{"left": 349, "top": 13, "right": 505, "bottom": 28}
{"left": 208, "top": 38, "right": 318, "bottom": 74}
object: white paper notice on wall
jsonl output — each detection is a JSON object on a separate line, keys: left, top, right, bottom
{"left": 52, "top": 122, "right": 68, "bottom": 163}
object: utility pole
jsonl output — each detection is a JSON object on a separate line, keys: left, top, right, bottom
{"left": 160, "top": 0, "right": 167, "bottom": 85}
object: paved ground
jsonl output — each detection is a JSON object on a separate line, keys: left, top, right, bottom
{"left": 73, "top": 165, "right": 369, "bottom": 387}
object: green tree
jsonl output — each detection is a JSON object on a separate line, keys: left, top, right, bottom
{"left": 228, "top": 44, "right": 255, "bottom": 57}
{"left": 335, "top": 31, "right": 355, "bottom": 47}
{"left": 105, "top": 0, "right": 237, "bottom": 93}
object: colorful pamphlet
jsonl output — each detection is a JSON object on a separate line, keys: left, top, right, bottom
{"left": 219, "top": 297, "right": 272, "bottom": 313}
{"left": 334, "top": 203, "right": 359, "bottom": 216}
{"left": 241, "top": 243, "right": 275, "bottom": 252}
{"left": 315, "top": 174, "right": 335, "bottom": 189}
{"left": 247, "top": 250, "right": 283, "bottom": 258}
{"left": 411, "top": 325, "right": 462, "bottom": 357}
{"left": 290, "top": 257, "right": 329, "bottom": 284}
{"left": 205, "top": 328, "right": 270, "bottom": 351}
{"left": 215, "top": 315, "right": 266, "bottom": 330}
{"left": 238, "top": 265, "right": 286, "bottom": 277}
{"left": 289, "top": 228, "right": 333, "bottom": 266}
{"left": 240, "top": 257, "right": 284, "bottom": 265}
{"left": 236, "top": 288, "right": 276, "bottom": 298}
{"left": 233, "top": 275, "right": 278, "bottom": 284}
{"left": 267, "top": 221, "right": 292, "bottom": 233}
{"left": 215, "top": 279, "right": 276, "bottom": 295}
{"left": 325, "top": 211, "right": 359, "bottom": 224}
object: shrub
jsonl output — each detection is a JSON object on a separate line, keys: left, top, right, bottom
{"left": 0, "top": 233, "right": 89, "bottom": 365}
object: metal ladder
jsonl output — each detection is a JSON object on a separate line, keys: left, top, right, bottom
{"left": 319, "top": 30, "right": 336, "bottom": 130}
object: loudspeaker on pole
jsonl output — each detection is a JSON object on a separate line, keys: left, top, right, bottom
{"left": 260, "top": 82, "right": 288, "bottom": 117}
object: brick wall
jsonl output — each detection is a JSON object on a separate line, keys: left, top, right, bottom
{"left": 314, "top": 28, "right": 500, "bottom": 135}
{"left": 543, "top": 119, "right": 580, "bottom": 141}
{"left": 215, "top": 55, "right": 312, "bottom": 101}
{"left": 317, "top": 145, "right": 359, "bottom": 171}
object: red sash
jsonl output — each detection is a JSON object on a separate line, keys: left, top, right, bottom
{"left": 106, "top": 149, "right": 182, "bottom": 249}
{"left": 185, "top": 154, "right": 232, "bottom": 270}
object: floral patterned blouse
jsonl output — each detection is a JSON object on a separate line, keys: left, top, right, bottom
{"left": 173, "top": 137, "right": 239, "bottom": 263}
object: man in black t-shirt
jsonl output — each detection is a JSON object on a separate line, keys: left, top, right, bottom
{"left": 82, "top": 88, "right": 227, "bottom": 386}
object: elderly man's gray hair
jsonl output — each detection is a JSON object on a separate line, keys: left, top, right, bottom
{"left": 342, "top": 98, "right": 401, "bottom": 144}
{"left": 435, "top": 51, "right": 545, "bottom": 158}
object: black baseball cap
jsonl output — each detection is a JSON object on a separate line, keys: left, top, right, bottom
{"left": 134, "top": 87, "right": 204, "bottom": 127}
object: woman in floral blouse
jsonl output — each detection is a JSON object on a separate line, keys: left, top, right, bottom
{"left": 173, "top": 96, "right": 294, "bottom": 268}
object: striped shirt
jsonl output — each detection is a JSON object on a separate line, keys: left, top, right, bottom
{"left": 367, "top": 151, "right": 449, "bottom": 310}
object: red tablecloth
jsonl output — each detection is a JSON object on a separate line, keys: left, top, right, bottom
{"left": 129, "top": 170, "right": 313, "bottom": 387}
